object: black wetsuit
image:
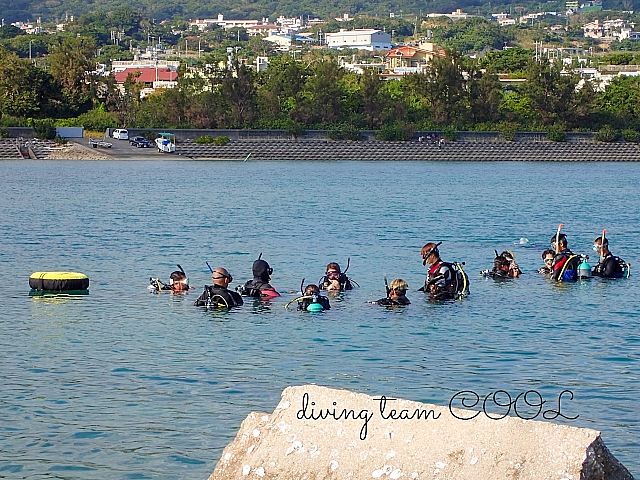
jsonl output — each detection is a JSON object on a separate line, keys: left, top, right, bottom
{"left": 375, "top": 295, "right": 411, "bottom": 306}
{"left": 423, "top": 261, "right": 458, "bottom": 300}
{"left": 239, "top": 259, "right": 279, "bottom": 297}
{"left": 238, "top": 279, "right": 278, "bottom": 297}
{"left": 319, "top": 273, "right": 353, "bottom": 291}
{"left": 486, "top": 269, "right": 510, "bottom": 279}
{"left": 194, "top": 285, "right": 243, "bottom": 308}
{"left": 298, "top": 295, "right": 331, "bottom": 311}
{"left": 593, "top": 253, "right": 625, "bottom": 278}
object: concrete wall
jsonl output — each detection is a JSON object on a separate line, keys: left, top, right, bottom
{"left": 56, "top": 127, "right": 84, "bottom": 138}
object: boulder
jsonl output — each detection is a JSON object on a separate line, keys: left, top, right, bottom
{"left": 209, "top": 385, "right": 634, "bottom": 480}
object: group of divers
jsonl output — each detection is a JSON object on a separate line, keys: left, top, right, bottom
{"left": 149, "top": 226, "right": 630, "bottom": 312}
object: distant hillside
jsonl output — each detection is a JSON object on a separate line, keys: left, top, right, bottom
{"left": 2, "top": 0, "right": 638, "bottom": 24}
{"left": 0, "top": 0, "right": 550, "bottom": 24}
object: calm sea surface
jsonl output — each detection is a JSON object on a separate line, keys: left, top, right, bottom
{"left": 0, "top": 160, "right": 638, "bottom": 479}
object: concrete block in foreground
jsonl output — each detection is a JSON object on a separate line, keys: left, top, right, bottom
{"left": 210, "top": 385, "right": 634, "bottom": 480}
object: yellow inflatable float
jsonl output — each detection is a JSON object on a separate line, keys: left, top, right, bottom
{"left": 29, "top": 272, "right": 89, "bottom": 292}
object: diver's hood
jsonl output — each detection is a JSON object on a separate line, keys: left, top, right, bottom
{"left": 252, "top": 259, "right": 271, "bottom": 281}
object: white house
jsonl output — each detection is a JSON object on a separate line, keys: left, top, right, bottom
{"left": 325, "top": 29, "right": 392, "bottom": 51}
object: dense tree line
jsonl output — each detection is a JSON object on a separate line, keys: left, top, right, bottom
{"left": 3, "top": 44, "right": 640, "bottom": 137}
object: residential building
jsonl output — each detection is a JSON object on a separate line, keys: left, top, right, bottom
{"left": 427, "top": 9, "right": 470, "bottom": 20}
{"left": 583, "top": 19, "right": 604, "bottom": 38}
{"left": 246, "top": 24, "right": 280, "bottom": 36}
{"left": 385, "top": 43, "right": 445, "bottom": 74}
{"left": 325, "top": 29, "right": 392, "bottom": 51}
{"left": 113, "top": 67, "right": 179, "bottom": 98}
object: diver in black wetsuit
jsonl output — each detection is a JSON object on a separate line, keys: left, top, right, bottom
{"left": 297, "top": 285, "right": 331, "bottom": 311}
{"left": 319, "top": 262, "right": 353, "bottom": 291}
{"left": 420, "top": 242, "right": 468, "bottom": 300}
{"left": 237, "top": 258, "right": 280, "bottom": 298}
{"left": 194, "top": 267, "right": 243, "bottom": 308}
{"left": 483, "top": 255, "right": 511, "bottom": 279}
{"left": 538, "top": 249, "right": 555, "bottom": 275}
{"left": 592, "top": 236, "right": 626, "bottom": 278}
{"left": 374, "top": 278, "right": 410, "bottom": 306}
{"left": 150, "top": 265, "right": 193, "bottom": 292}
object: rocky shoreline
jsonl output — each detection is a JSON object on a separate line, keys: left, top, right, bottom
{"left": 2, "top": 137, "right": 640, "bottom": 161}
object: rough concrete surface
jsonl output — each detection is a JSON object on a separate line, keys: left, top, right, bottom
{"left": 209, "top": 385, "right": 634, "bottom": 480}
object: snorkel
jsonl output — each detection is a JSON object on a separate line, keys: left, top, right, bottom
{"left": 600, "top": 229, "right": 607, "bottom": 262}
{"left": 206, "top": 262, "right": 214, "bottom": 273}
{"left": 555, "top": 223, "right": 563, "bottom": 254}
{"left": 384, "top": 275, "right": 390, "bottom": 297}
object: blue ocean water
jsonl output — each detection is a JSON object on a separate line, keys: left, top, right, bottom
{"left": 0, "top": 159, "right": 638, "bottom": 479}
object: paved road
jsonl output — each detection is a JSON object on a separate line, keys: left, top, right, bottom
{"left": 77, "top": 136, "right": 180, "bottom": 159}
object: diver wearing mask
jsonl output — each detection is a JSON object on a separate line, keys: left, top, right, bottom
{"left": 318, "top": 262, "right": 354, "bottom": 291}
{"left": 237, "top": 257, "right": 280, "bottom": 298}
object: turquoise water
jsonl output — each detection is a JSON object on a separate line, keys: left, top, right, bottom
{"left": 1, "top": 160, "right": 638, "bottom": 479}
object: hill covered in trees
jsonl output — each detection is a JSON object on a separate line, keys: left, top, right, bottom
{"left": 4, "top": 0, "right": 639, "bottom": 25}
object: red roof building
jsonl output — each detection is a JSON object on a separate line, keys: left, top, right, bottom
{"left": 113, "top": 67, "right": 179, "bottom": 84}
{"left": 385, "top": 44, "right": 446, "bottom": 74}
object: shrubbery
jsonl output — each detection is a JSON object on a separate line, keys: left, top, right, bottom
{"left": 195, "top": 135, "right": 214, "bottom": 144}
{"left": 376, "top": 122, "right": 415, "bottom": 141}
{"left": 29, "top": 118, "right": 56, "bottom": 139}
{"left": 213, "top": 136, "right": 229, "bottom": 146}
{"left": 546, "top": 124, "right": 567, "bottom": 142}
{"left": 0, "top": 127, "right": 9, "bottom": 138}
{"left": 622, "top": 129, "right": 639, "bottom": 143}
{"left": 327, "top": 124, "right": 361, "bottom": 141}
{"left": 499, "top": 122, "right": 517, "bottom": 142}
{"left": 443, "top": 127, "right": 457, "bottom": 142}
{"left": 54, "top": 134, "right": 67, "bottom": 145}
{"left": 595, "top": 125, "right": 619, "bottom": 143}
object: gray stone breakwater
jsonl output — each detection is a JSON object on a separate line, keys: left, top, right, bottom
{"left": 2, "top": 137, "right": 640, "bottom": 161}
{"left": 177, "top": 139, "right": 640, "bottom": 161}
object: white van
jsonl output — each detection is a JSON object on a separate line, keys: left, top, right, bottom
{"left": 112, "top": 129, "right": 129, "bottom": 140}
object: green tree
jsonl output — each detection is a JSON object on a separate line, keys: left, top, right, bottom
{"left": 406, "top": 51, "right": 467, "bottom": 127}
{"left": 0, "top": 49, "right": 58, "bottom": 118}
{"left": 598, "top": 75, "right": 640, "bottom": 129}
{"left": 467, "top": 65, "right": 502, "bottom": 126}
{"left": 48, "top": 36, "right": 96, "bottom": 116}
{"left": 292, "top": 59, "right": 344, "bottom": 126}
{"left": 519, "top": 59, "right": 584, "bottom": 127}
{"left": 218, "top": 61, "right": 256, "bottom": 127}
{"left": 256, "top": 56, "right": 309, "bottom": 124}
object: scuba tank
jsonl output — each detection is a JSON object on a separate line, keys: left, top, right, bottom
{"left": 577, "top": 255, "right": 592, "bottom": 279}
{"left": 306, "top": 295, "right": 324, "bottom": 312}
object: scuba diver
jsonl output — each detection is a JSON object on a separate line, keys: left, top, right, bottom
{"left": 237, "top": 255, "right": 280, "bottom": 299}
{"left": 592, "top": 234, "right": 629, "bottom": 278}
{"left": 550, "top": 231, "right": 582, "bottom": 282}
{"left": 318, "top": 261, "right": 354, "bottom": 291}
{"left": 194, "top": 267, "right": 243, "bottom": 308}
{"left": 481, "top": 253, "right": 512, "bottom": 279}
{"left": 375, "top": 278, "right": 411, "bottom": 306}
{"left": 285, "top": 282, "right": 331, "bottom": 312}
{"left": 538, "top": 249, "right": 556, "bottom": 275}
{"left": 149, "top": 265, "right": 193, "bottom": 292}
{"left": 481, "top": 251, "right": 520, "bottom": 279}
{"left": 499, "top": 250, "right": 521, "bottom": 277}
{"left": 419, "top": 242, "right": 469, "bottom": 300}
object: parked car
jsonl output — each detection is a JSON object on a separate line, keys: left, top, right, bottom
{"left": 130, "top": 136, "right": 151, "bottom": 148}
{"left": 112, "top": 129, "right": 129, "bottom": 140}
